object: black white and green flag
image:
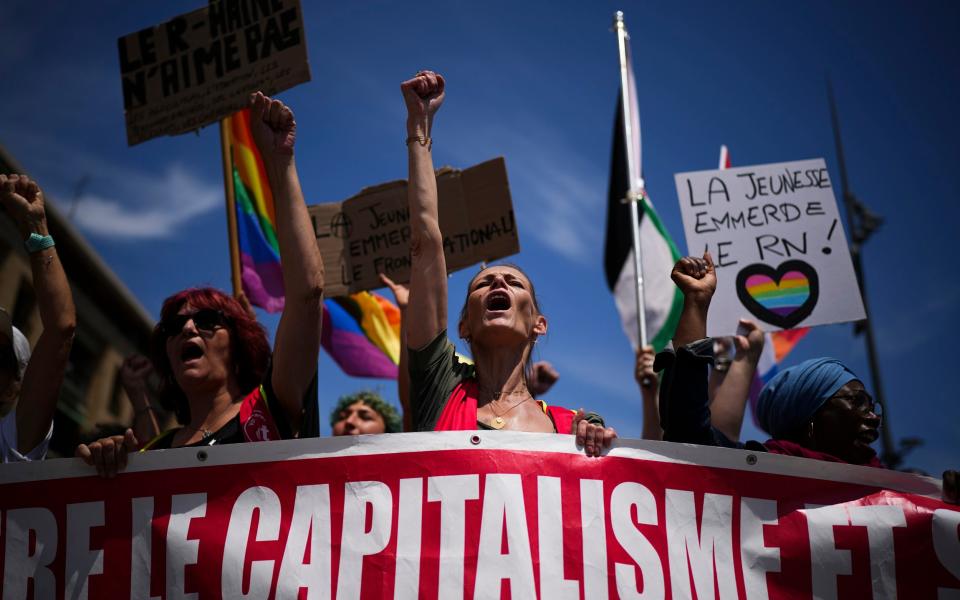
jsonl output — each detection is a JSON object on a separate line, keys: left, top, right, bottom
{"left": 603, "top": 61, "right": 683, "bottom": 352}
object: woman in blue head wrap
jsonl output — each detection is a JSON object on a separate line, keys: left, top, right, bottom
{"left": 755, "top": 358, "right": 882, "bottom": 466}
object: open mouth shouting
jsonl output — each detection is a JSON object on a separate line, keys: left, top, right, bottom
{"left": 484, "top": 290, "right": 512, "bottom": 313}
{"left": 179, "top": 340, "right": 205, "bottom": 365}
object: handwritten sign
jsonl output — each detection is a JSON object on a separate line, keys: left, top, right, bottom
{"left": 118, "top": 0, "right": 310, "bottom": 146}
{"left": 674, "top": 158, "right": 865, "bottom": 336}
{"left": 309, "top": 157, "right": 520, "bottom": 296}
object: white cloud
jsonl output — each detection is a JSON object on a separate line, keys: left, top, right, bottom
{"left": 70, "top": 165, "right": 221, "bottom": 239}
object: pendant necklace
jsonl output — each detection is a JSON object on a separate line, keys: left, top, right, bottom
{"left": 483, "top": 389, "right": 531, "bottom": 430}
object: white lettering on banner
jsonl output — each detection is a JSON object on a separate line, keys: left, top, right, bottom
{"left": 394, "top": 478, "right": 424, "bottom": 600}
{"left": 222, "top": 486, "right": 282, "bottom": 599}
{"left": 666, "top": 490, "right": 737, "bottom": 600}
{"left": 933, "top": 509, "right": 960, "bottom": 598}
{"left": 474, "top": 474, "right": 536, "bottom": 599}
{"left": 131, "top": 497, "right": 161, "bottom": 600}
{"left": 337, "top": 481, "right": 393, "bottom": 600}
{"left": 581, "top": 479, "right": 610, "bottom": 600}
{"left": 740, "top": 497, "right": 781, "bottom": 600}
{"left": 610, "top": 482, "right": 664, "bottom": 600}
{"left": 848, "top": 505, "right": 906, "bottom": 600}
{"left": 537, "top": 476, "right": 579, "bottom": 600}
{"left": 428, "top": 474, "right": 479, "bottom": 600}
{"left": 276, "top": 484, "right": 331, "bottom": 600}
{"left": 0, "top": 434, "right": 955, "bottom": 598}
{"left": 65, "top": 501, "right": 105, "bottom": 600}
{"left": 803, "top": 504, "right": 852, "bottom": 600}
{"left": 166, "top": 493, "right": 207, "bottom": 600}
{"left": 4, "top": 507, "right": 57, "bottom": 600}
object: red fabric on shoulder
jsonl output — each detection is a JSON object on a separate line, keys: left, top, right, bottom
{"left": 546, "top": 404, "right": 577, "bottom": 435}
{"left": 239, "top": 385, "right": 282, "bottom": 442}
{"left": 433, "top": 380, "right": 480, "bottom": 431}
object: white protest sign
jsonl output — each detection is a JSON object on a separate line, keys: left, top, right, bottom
{"left": 674, "top": 158, "right": 865, "bottom": 336}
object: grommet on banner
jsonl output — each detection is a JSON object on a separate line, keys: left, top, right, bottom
{"left": 746, "top": 454, "right": 758, "bottom": 466}
{"left": 470, "top": 435, "right": 481, "bottom": 445}
{"left": 197, "top": 450, "right": 208, "bottom": 462}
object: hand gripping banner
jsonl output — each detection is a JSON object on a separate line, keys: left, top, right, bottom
{"left": 0, "top": 433, "right": 956, "bottom": 599}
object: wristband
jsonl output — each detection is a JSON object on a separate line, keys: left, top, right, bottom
{"left": 405, "top": 135, "right": 432, "bottom": 150}
{"left": 24, "top": 233, "right": 54, "bottom": 254}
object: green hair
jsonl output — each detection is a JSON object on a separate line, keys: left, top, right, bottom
{"left": 329, "top": 391, "right": 402, "bottom": 434}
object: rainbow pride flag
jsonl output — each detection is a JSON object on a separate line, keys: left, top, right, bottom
{"left": 224, "top": 110, "right": 401, "bottom": 379}
{"left": 225, "top": 109, "right": 284, "bottom": 313}
{"left": 322, "top": 292, "right": 401, "bottom": 378}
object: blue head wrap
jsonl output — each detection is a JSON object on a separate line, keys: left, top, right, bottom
{"left": 756, "top": 357, "right": 858, "bottom": 439}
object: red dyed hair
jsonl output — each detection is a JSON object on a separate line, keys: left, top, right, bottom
{"left": 150, "top": 288, "right": 270, "bottom": 424}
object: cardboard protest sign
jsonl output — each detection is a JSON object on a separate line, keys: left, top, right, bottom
{"left": 309, "top": 157, "right": 519, "bottom": 296}
{"left": 118, "top": 0, "right": 310, "bottom": 146}
{"left": 674, "top": 158, "right": 866, "bottom": 336}
{"left": 0, "top": 433, "right": 954, "bottom": 599}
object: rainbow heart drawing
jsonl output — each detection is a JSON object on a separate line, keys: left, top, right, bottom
{"left": 735, "top": 260, "right": 819, "bottom": 329}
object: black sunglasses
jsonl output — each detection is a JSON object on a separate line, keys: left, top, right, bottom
{"left": 159, "top": 309, "right": 228, "bottom": 337}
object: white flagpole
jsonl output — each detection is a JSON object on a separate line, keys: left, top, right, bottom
{"left": 613, "top": 11, "right": 648, "bottom": 348}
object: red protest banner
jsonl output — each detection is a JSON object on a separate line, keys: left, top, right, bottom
{"left": 0, "top": 433, "right": 956, "bottom": 599}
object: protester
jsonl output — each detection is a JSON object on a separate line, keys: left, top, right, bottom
{"left": 0, "top": 175, "right": 76, "bottom": 461}
{"left": 657, "top": 253, "right": 885, "bottom": 466}
{"left": 634, "top": 346, "right": 662, "bottom": 440}
{"left": 401, "top": 70, "right": 615, "bottom": 456}
{"left": 380, "top": 272, "right": 563, "bottom": 432}
{"left": 76, "top": 91, "right": 324, "bottom": 477}
{"left": 330, "top": 391, "right": 402, "bottom": 435}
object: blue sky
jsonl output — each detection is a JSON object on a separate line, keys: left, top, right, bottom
{"left": 1, "top": 1, "right": 957, "bottom": 474}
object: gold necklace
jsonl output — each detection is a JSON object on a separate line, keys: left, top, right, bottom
{"left": 481, "top": 389, "right": 531, "bottom": 430}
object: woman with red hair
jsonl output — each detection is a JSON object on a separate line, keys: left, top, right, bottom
{"left": 77, "top": 92, "right": 324, "bottom": 477}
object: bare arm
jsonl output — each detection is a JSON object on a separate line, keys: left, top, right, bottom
{"left": 635, "top": 346, "right": 662, "bottom": 440}
{"left": 249, "top": 93, "right": 324, "bottom": 433}
{"left": 0, "top": 175, "right": 76, "bottom": 454}
{"left": 671, "top": 252, "right": 716, "bottom": 349}
{"left": 401, "top": 71, "right": 448, "bottom": 350}
{"left": 379, "top": 273, "right": 411, "bottom": 431}
{"left": 710, "top": 320, "right": 764, "bottom": 441}
{"left": 120, "top": 354, "right": 161, "bottom": 443}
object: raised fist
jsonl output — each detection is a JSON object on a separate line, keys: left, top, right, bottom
{"left": 120, "top": 354, "right": 153, "bottom": 395}
{"left": 249, "top": 91, "right": 296, "bottom": 159}
{"left": 400, "top": 70, "right": 445, "bottom": 130}
{"left": 732, "top": 319, "right": 765, "bottom": 364}
{"left": 671, "top": 251, "right": 717, "bottom": 304}
{"left": 528, "top": 361, "right": 560, "bottom": 397}
{"left": 0, "top": 174, "right": 47, "bottom": 237}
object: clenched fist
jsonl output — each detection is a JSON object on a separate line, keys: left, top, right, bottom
{"left": 249, "top": 91, "right": 297, "bottom": 160}
{"left": 0, "top": 174, "right": 48, "bottom": 238}
{"left": 400, "top": 70, "right": 445, "bottom": 137}
{"left": 671, "top": 251, "right": 716, "bottom": 305}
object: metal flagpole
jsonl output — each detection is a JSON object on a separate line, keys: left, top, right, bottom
{"left": 613, "top": 11, "right": 648, "bottom": 348}
{"left": 826, "top": 79, "right": 902, "bottom": 467}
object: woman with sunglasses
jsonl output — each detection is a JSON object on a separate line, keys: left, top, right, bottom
{"left": 76, "top": 91, "right": 324, "bottom": 477}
